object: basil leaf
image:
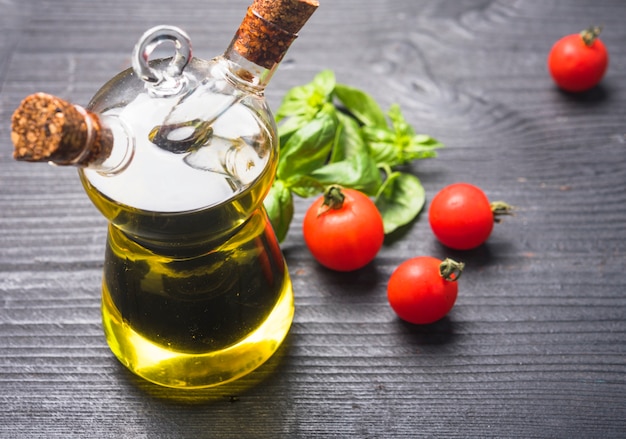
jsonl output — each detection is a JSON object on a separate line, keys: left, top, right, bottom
{"left": 278, "top": 114, "right": 312, "bottom": 143}
{"left": 362, "top": 125, "right": 397, "bottom": 165}
{"left": 330, "top": 111, "right": 367, "bottom": 163}
{"left": 362, "top": 105, "right": 442, "bottom": 167}
{"left": 275, "top": 69, "right": 336, "bottom": 123}
{"left": 277, "top": 103, "right": 338, "bottom": 180}
{"left": 386, "top": 104, "right": 442, "bottom": 165}
{"left": 287, "top": 175, "right": 326, "bottom": 198}
{"left": 403, "top": 132, "right": 443, "bottom": 160}
{"left": 334, "top": 83, "right": 388, "bottom": 128}
{"left": 264, "top": 179, "right": 294, "bottom": 242}
{"left": 310, "top": 69, "right": 337, "bottom": 97}
{"left": 387, "top": 103, "right": 414, "bottom": 137}
{"left": 401, "top": 137, "right": 442, "bottom": 162}
{"left": 310, "top": 153, "right": 382, "bottom": 196}
{"left": 375, "top": 172, "right": 425, "bottom": 234}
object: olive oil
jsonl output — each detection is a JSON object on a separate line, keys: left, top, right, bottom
{"left": 99, "top": 211, "right": 294, "bottom": 388}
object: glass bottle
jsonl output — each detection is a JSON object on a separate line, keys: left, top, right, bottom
{"left": 10, "top": 0, "right": 318, "bottom": 389}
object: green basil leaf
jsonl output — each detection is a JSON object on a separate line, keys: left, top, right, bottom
{"left": 386, "top": 104, "right": 443, "bottom": 165}
{"left": 362, "top": 126, "right": 397, "bottom": 165}
{"left": 278, "top": 115, "right": 311, "bottom": 144}
{"left": 286, "top": 175, "right": 326, "bottom": 198}
{"left": 277, "top": 103, "right": 338, "bottom": 180}
{"left": 329, "top": 111, "right": 368, "bottom": 163}
{"left": 275, "top": 70, "right": 336, "bottom": 123}
{"left": 334, "top": 83, "right": 388, "bottom": 128}
{"left": 387, "top": 104, "right": 414, "bottom": 137}
{"left": 263, "top": 179, "right": 294, "bottom": 242}
{"left": 401, "top": 136, "right": 442, "bottom": 162}
{"left": 310, "top": 153, "right": 382, "bottom": 196}
{"left": 311, "top": 69, "right": 337, "bottom": 95}
{"left": 375, "top": 172, "right": 425, "bottom": 234}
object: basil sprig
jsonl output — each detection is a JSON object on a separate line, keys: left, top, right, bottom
{"left": 265, "top": 70, "right": 442, "bottom": 241}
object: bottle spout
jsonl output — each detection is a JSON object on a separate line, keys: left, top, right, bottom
{"left": 11, "top": 93, "right": 112, "bottom": 166}
{"left": 11, "top": 93, "right": 133, "bottom": 175}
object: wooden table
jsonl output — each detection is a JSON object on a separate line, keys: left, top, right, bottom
{"left": 1, "top": 0, "right": 625, "bottom": 437}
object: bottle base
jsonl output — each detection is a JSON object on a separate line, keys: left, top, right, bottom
{"left": 101, "top": 272, "right": 294, "bottom": 389}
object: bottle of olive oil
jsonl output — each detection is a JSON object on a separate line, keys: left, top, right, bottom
{"left": 11, "top": 0, "right": 318, "bottom": 388}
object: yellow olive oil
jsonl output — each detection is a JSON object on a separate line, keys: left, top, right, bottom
{"left": 99, "top": 215, "right": 294, "bottom": 388}
{"left": 90, "top": 188, "right": 293, "bottom": 388}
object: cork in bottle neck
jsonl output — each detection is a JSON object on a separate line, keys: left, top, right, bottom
{"left": 229, "top": 0, "right": 319, "bottom": 70}
{"left": 10, "top": 92, "right": 135, "bottom": 175}
{"left": 11, "top": 93, "right": 112, "bottom": 168}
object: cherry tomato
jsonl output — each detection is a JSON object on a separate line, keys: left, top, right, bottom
{"left": 428, "top": 183, "right": 511, "bottom": 250}
{"left": 387, "top": 257, "right": 463, "bottom": 325}
{"left": 303, "top": 185, "right": 384, "bottom": 272}
{"left": 548, "top": 26, "right": 609, "bottom": 92}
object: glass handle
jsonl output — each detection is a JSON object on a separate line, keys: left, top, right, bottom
{"left": 132, "top": 25, "right": 192, "bottom": 95}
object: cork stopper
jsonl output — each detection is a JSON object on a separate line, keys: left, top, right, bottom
{"left": 252, "top": 0, "right": 319, "bottom": 34}
{"left": 11, "top": 93, "right": 113, "bottom": 167}
{"left": 232, "top": 0, "right": 319, "bottom": 69}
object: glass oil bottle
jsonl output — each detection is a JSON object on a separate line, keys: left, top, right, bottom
{"left": 10, "top": 0, "right": 318, "bottom": 388}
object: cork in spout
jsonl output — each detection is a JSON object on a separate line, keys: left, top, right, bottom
{"left": 11, "top": 93, "right": 132, "bottom": 174}
{"left": 11, "top": 93, "right": 112, "bottom": 166}
{"left": 231, "top": 0, "right": 319, "bottom": 69}
{"left": 252, "top": 0, "right": 319, "bottom": 34}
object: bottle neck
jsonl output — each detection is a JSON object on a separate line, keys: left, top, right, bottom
{"left": 11, "top": 93, "right": 133, "bottom": 175}
{"left": 221, "top": 5, "right": 300, "bottom": 90}
{"left": 220, "top": 50, "right": 277, "bottom": 92}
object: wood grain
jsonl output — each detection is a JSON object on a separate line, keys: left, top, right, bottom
{"left": 1, "top": 0, "right": 625, "bottom": 437}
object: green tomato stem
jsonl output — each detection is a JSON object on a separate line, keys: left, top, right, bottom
{"left": 318, "top": 185, "right": 345, "bottom": 216}
{"left": 580, "top": 26, "right": 603, "bottom": 46}
{"left": 490, "top": 201, "right": 514, "bottom": 224}
{"left": 439, "top": 258, "right": 464, "bottom": 282}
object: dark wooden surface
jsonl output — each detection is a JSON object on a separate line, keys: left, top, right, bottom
{"left": 1, "top": 0, "right": 625, "bottom": 437}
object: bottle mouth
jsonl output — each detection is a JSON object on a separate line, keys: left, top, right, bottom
{"left": 92, "top": 114, "right": 136, "bottom": 176}
{"left": 68, "top": 105, "right": 97, "bottom": 166}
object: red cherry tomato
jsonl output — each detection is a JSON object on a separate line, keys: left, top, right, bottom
{"left": 548, "top": 26, "right": 609, "bottom": 92}
{"left": 428, "top": 183, "right": 511, "bottom": 250}
{"left": 303, "top": 186, "right": 384, "bottom": 272}
{"left": 387, "top": 256, "right": 463, "bottom": 325}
